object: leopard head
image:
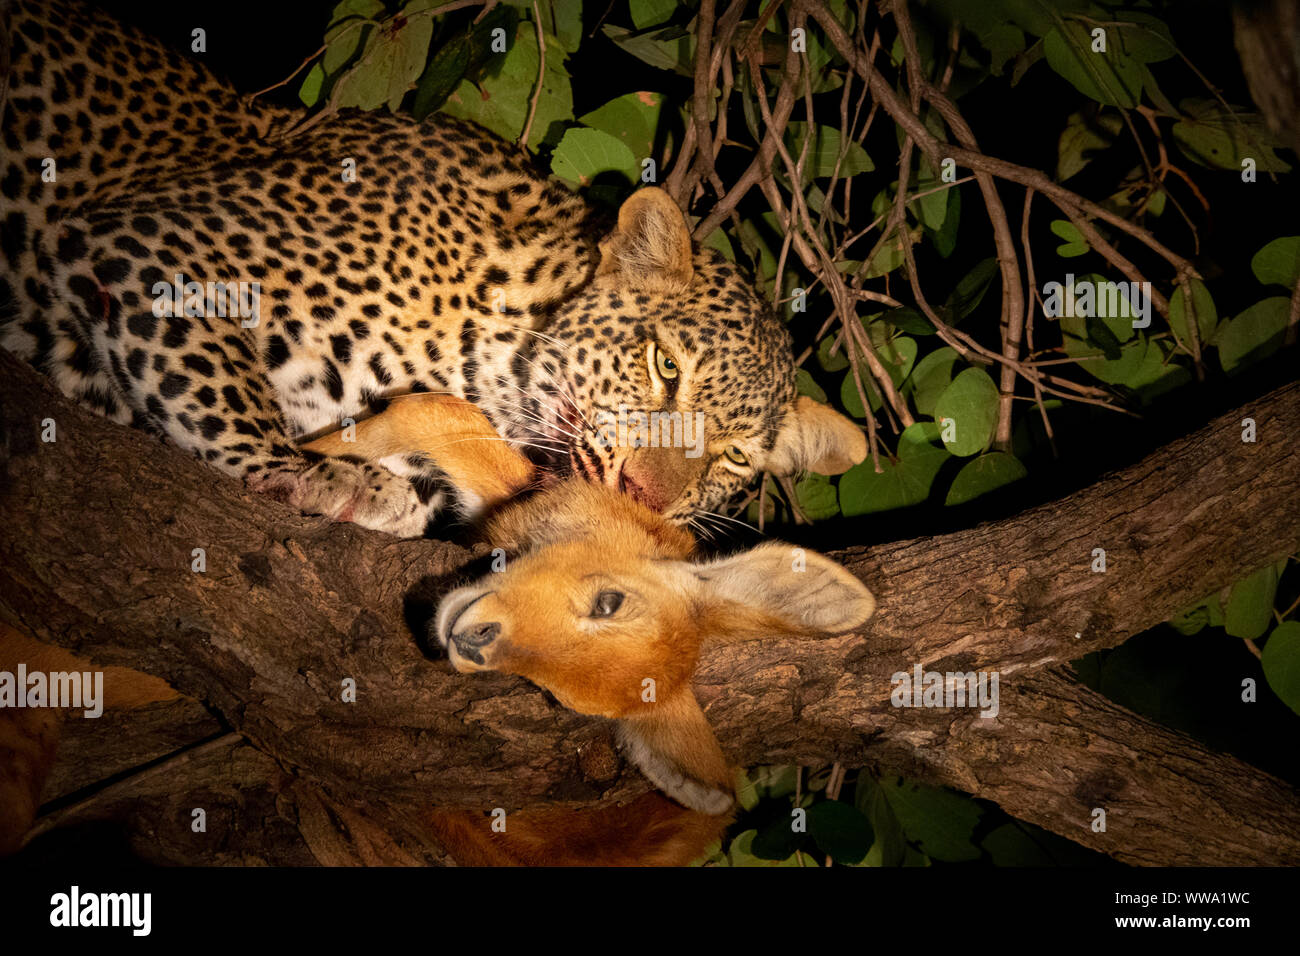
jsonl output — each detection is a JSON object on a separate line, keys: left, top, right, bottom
{"left": 515, "top": 187, "right": 866, "bottom": 523}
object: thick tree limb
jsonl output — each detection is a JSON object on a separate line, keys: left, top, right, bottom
{"left": 2, "top": 349, "right": 1298, "bottom": 864}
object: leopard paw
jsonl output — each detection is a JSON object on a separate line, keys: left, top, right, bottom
{"left": 254, "top": 460, "right": 428, "bottom": 538}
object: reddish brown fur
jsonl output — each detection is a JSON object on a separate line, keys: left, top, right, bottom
{"left": 0, "top": 624, "right": 179, "bottom": 852}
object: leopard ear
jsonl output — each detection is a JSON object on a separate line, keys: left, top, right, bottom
{"left": 598, "top": 187, "right": 694, "bottom": 292}
{"left": 765, "top": 396, "right": 867, "bottom": 476}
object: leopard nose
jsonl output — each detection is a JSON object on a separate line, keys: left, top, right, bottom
{"left": 450, "top": 622, "right": 500, "bottom": 663}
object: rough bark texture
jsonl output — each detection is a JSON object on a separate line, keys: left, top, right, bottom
{"left": 2, "top": 348, "right": 1299, "bottom": 865}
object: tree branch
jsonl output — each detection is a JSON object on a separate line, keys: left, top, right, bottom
{"left": 2, "top": 348, "right": 1298, "bottom": 864}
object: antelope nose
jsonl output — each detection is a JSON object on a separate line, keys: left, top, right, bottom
{"left": 450, "top": 621, "right": 500, "bottom": 663}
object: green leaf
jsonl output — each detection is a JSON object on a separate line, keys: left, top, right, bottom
{"left": 817, "top": 333, "right": 850, "bottom": 372}
{"left": 933, "top": 367, "right": 999, "bottom": 457}
{"left": 839, "top": 370, "right": 868, "bottom": 418}
{"left": 807, "top": 801, "right": 874, "bottom": 865}
{"left": 839, "top": 422, "right": 951, "bottom": 515}
{"left": 1173, "top": 99, "right": 1292, "bottom": 173}
{"left": 877, "top": 776, "right": 982, "bottom": 862}
{"left": 1086, "top": 313, "right": 1125, "bottom": 358}
{"left": 1064, "top": 334, "right": 1190, "bottom": 399}
{"left": 862, "top": 231, "right": 909, "bottom": 279}
{"left": 1107, "top": 12, "right": 1178, "bottom": 63}
{"left": 839, "top": 335, "right": 917, "bottom": 416}
{"left": 926, "top": 185, "right": 962, "bottom": 258}
{"left": 1058, "top": 288, "right": 1190, "bottom": 395}
{"left": 441, "top": 24, "right": 574, "bottom": 149}
{"left": 602, "top": 23, "right": 694, "bottom": 75}
{"left": 1050, "top": 219, "right": 1090, "bottom": 257}
{"left": 630, "top": 0, "right": 676, "bottom": 30}
{"left": 299, "top": 62, "right": 327, "bottom": 107}
{"left": 926, "top": 0, "right": 1079, "bottom": 41}
{"left": 1139, "top": 63, "right": 1180, "bottom": 116}
{"left": 945, "top": 452, "right": 1028, "bottom": 505}
{"left": 1168, "top": 279, "right": 1218, "bottom": 349}
{"left": 915, "top": 158, "right": 948, "bottom": 230}
{"left": 982, "top": 823, "right": 1056, "bottom": 866}
{"left": 1010, "top": 36, "right": 1045, "bottom": 86}
{"left": 411, "top": 35, "right": 470, "bottom": 120}
{"left": 881, "top": 334, "right": 918, "bottom": 384}
{"left": 701, "top": 226, "right": 734, "bottom": 261}
{"left": 982, "top": 23, "right": 1027, "bottom": 75}
{"left": 1251, "top": 237, "right": 1300, "bottom": 288}
{"left": 578, "top": 91, "right": 665, "bottom": 161}
{"left": 1262, "top": 622, "right": 1300, "bottom": 717}
{"left": 412, "top": 5, "right": 518, "bottom": 121}
{"left": 551, "top": 127, "right": 638, "bottom": 187}
{"left": 1224, "top": 564, "right": 1280, "bottom": 640}
{"left": 689, "top": 838, "right": 727, "bottom": 866}
{"left": 750, "top": 814, "right": 805, "bottom": 861}
{"left": 729, "top": 829, "right": 808, "bottom": 867}
{"left": 331, "top": 14, "right": 434, "bottom": 112}
{"left": 1217, "top": 297, "right": 1290, "bottom": 375}
{"left": 734, "top": 214, "right": 780, "bottom": 285}
{"left": 745, "top": 765, "right": 799, "bottom": 801}
{"left": 795, "top": 472, "right": 840, "bottom": 521}
{"left": 323, "top": 0, "right": 384, "bottom": 72}
{"left": 882, "top": 307, "right": 935, "bottom": 336}
{"left": 536, "top": 0, "right": 582, "bottom": 53}
{"left": 1169, "top": 594, "right": 1222, "bottom": 636}
{"left": 944, "top": 258, "right": 998, "bottom": 322}
{"left": 784, "top": 122, "right": 874, "bottom": 179}
{"left": 794, "top": 368, "right": 827, "bottom": 404}
{"left": 1055, "top": 277, "right": 1138, "bottom": 344}
{"left": 1057, "top": 110, "right": 1122, "bottom": 181}
{"left": 1125, "top": 340, "right": 1193, "bottom": 400}
{"left": 1208, "top": 596, "right": 1226, "bottom": 627}
{"left": 1043, "top": 21, "right": 1142, "bottom": 108}
{"left": 854, "top": 773, "right": 906, "bottom": 867}
{"left": 909, "top": 347, "right": 960, "bottom": 417}
{"left": 304, "top": 0, "right": 387, "bottom": 107}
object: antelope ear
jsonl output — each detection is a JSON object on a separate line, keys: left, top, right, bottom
{"left": 765, "top": 396, "right": 867, "bottom": 476}
{"left": 616, "top": 689, "right": 734, "bottom": 816}
{"left": 693, "top": 541, "right": 875, "bottom": 638}
{"left": 597, "top": 187, "right": 694, "bottom": 292}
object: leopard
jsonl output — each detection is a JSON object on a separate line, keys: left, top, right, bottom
{"left": 1, "top": 0, "right": 866, "bottom": 539}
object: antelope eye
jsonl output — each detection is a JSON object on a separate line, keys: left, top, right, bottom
{"left": 592, "top": 589, "right": 625, "bottom": 618}
{"left": 652, "top": 344, "right": 679, "bottom": 381}
{"left": 724, "top": 446, "right": 749, "bottom": 467}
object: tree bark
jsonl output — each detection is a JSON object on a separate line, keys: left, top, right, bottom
{"left": 2, "top": 348, "right": 1298, "bottom": 865}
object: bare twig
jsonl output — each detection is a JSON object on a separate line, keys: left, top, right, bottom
{"left": 517, "top": 2, "right": 546, "bottom": 150}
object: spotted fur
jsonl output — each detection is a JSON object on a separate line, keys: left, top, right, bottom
{"left": 1, "top": 0, "right": 865, "bottom": 536}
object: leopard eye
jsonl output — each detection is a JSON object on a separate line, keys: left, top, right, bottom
{"left": 651, "top": 343, "right": 679, "bottom": 382}
{"left": 724, "top": 446, "right": 749, "bottom": 467}
{"left": 591, "top": 589, "right": 625, "bottom": 618}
